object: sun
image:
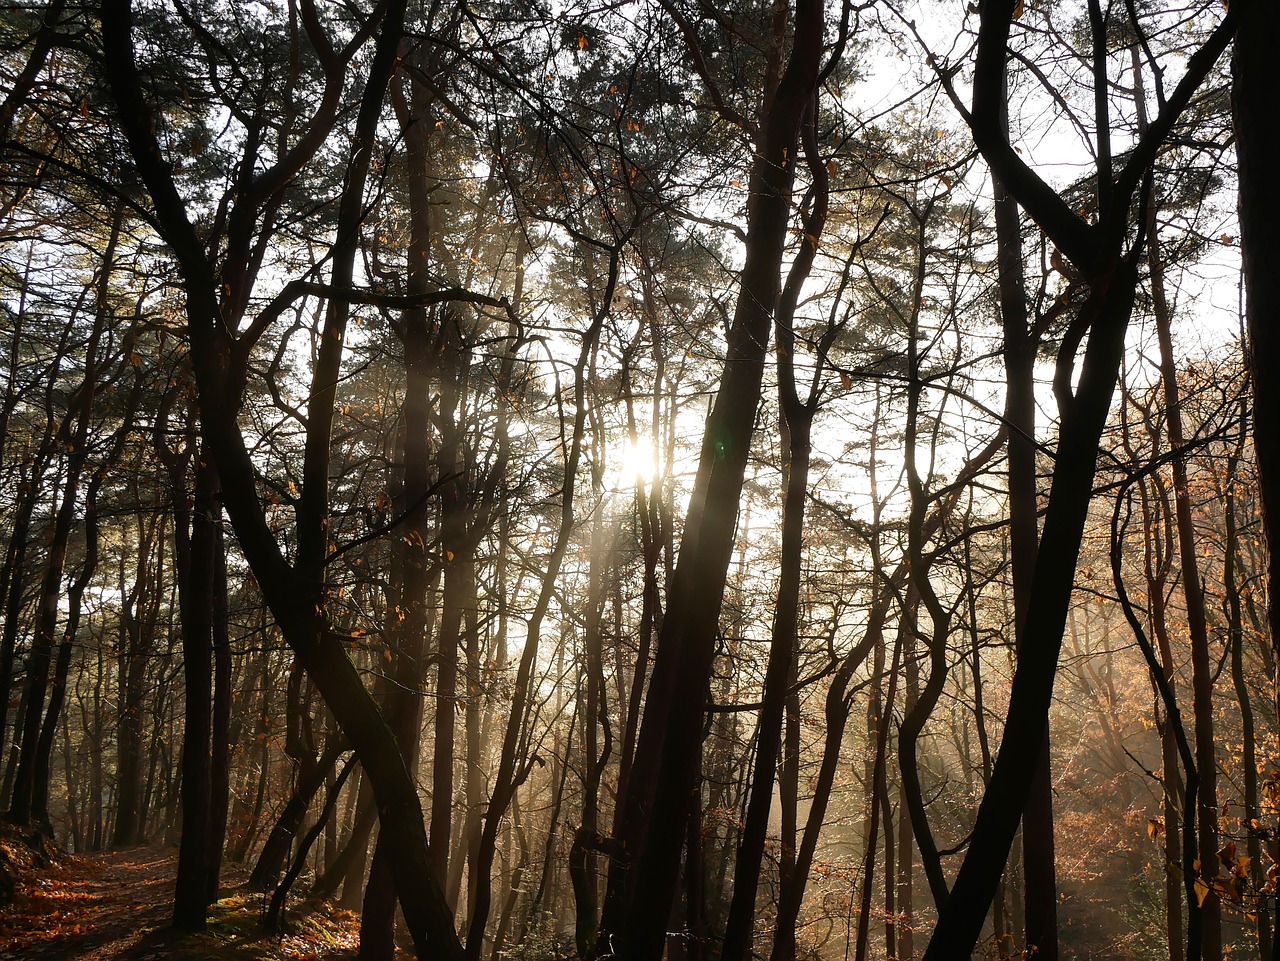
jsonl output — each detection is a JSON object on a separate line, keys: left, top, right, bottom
{"left": 617, "top": 436, "right": 658, "bottom": 486}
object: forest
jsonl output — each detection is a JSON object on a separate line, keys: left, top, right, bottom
{"left": 0, "top": 0, "right": 1276, "bottom": 959}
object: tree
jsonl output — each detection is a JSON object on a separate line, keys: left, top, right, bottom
{"left": 921, "top": 2, "right": 1238, "bottom": 956}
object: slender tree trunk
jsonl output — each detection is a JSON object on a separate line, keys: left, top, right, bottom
{"left": 360, "top": 59, "right": 457, "bottom": 959}
{"left": 771, "top": 603, "right": 890, "bottom": 961}
{"left": 685, "top": 739, "right": 707, "bottom": 961}
{"left": 0, "top": 458, "right": 42, "bottom": 785}
{"left": 721, "top": 88, "right": 828, "bottom": 961}
{"left": 855, "top": 631, "right": 902, "bottom": 961}
{"left": 570, "top": 513, "right": 613, "bottom": 958}
{"left": 1133, "top": 61, "right": 1222, "bottom": 955}
{"left": 341, "top": 772, "right": 377, "bottom": 909}
{"left": 1221, "top": 433, "right": 1269, "bottom": 958}
{"left": 251, "top": 729, "right": 345, "bottom": 891}
{"left": 88, "top": 646, "right": 105, "bottom": 850}
{"left": 269, "top": 755, "right": 356, "bottom": 928}
{"left": 991, "top": 75, "right": 1059, "bottom": 957}
{"left": 229, "top": 645, "right": 273, "bottom": 863}
{"left": 314, "top": 789, "right": 377, "bottom": 901}
{"left": 600, "top": 10, "right": 825, "bottom": 959}
{"left": 897, "top": 229, "right": 956, "bottom": 909}
{"left": 114, "top": 509, "right": 161, "bottom": 847}
{"left": 9, "top": 212, "right": 117, "bottom": 823}
{"left": 172, "top": 458, "right": 221, "bottom": 930}
{"left": 207, "top": 526, "right": 232, "bottom": 899}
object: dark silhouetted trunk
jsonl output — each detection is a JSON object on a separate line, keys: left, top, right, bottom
{"left": 721, "top": 89, "right": 828, "bottom": 961}
{"left": 922, "top": 3, "right": 1235, "bottom": 954}
{"left": 269, "top": 754, "right": 356, "bottom": 929}
{"left": 771, "top": 597, "right": 890, "bottom": 961}
{"left": 600, "top": 9, "right": 825, "bottom": 959}
{"left": 313, "top": 788, "right": 376, "bottom": 901}
{"left": 1233, "top": 0, "right": 1280, "bottom": 735}
{"left": 1134, "top": 57, "right": 1222, "bottom": 956}
{"left": 114, "top": 507, "right": 162, "bottom": 848}
{"left": 855, "top": 633, "right": 901, "bottom": 961}
{"left": 991, "top": 70, "right": 1058, "bottom": 957}
{"left": 172, "top": 458, "right": 222, "bottom": 930}
{"left": 8, "top": 214, "right": 115, "bottom": 824}
{"left": 250, "top": 709, "right": 344, "bottom": 892}
{"left": 207, "top": 527, "right": 232, "bottom": 900}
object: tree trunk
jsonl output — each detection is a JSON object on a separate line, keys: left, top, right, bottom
{"left": 172, "top": 458, "right": 221, "bottom": 930}
{"left": 250, "top": 724, "right": 344, "bottom": 891}
{"left": 1135, "top": 58, "right": 1222, "bottom": 955}
{"left": 114, "top": 510, "right": 161, "bottom": 847}
{"left": 923, "top": 3, "right": 1235, "bottom": 953}
{"left": 855, "top": 634, "right": 902, "bottom": 961}
{"left": 9, "top": 211, "right": 117, "bottom": 823}
{"left": 991, "top": 78, "right": 1059, "bottom": 957}
{"left": 1232, "top": 0, "right": 1280, "bottom": 748}
{"left": 599, "top": 8, "right": 825, "bottom": 958}
{"left": 721, "top": 88, "right": 828, "bottom": 961}
{"left": 207, "top": 526, "right": 232, "bottom": 900}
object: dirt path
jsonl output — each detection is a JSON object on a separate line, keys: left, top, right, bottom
{"left": 0, "top": 845, "right": 365, "bottom": 961}
{"left": 0, "top": 846, "right": 176, "bottom": 960}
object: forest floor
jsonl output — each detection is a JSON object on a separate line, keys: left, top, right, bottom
{"left": 0, "top": 843, "right": 369, "bottom": 960}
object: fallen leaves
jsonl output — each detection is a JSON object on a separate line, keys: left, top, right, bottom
{"left": 0, "top": 845, "right": 366, "bottom": 961}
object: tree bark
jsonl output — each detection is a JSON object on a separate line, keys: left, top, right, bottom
{"left": 99, "top": 2, "right": 466, "bottom": 955}
{"left": 599, "top": 8, "right": 825, "bottom": 958}
{"left": 991, "top": 75, "right": 1059, "bottom": 957}
{"left": 1232, "top": 0, "right": 1280, "bottom": 740}
{"left": 923, "top": 4, "right": 1235, "bottom": 953}
{"left": 172, "top": 458, "right": 221, "bottom": 930}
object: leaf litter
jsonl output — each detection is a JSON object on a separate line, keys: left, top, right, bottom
{"left": 0, "top": 845, "right": 367, "bottom": 960}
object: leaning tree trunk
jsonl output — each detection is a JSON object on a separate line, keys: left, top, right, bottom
{"left": 921, "top": 4, "right": 1236, "bottom": 954}
{"left": 991, "top": 74, "right": 1059, "bottom": 957}
{"left": 100, "top": 2, "right": 466, "bottom": 956}
{"left": 599, "top": 8, "right": 826, "bottom": 959}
